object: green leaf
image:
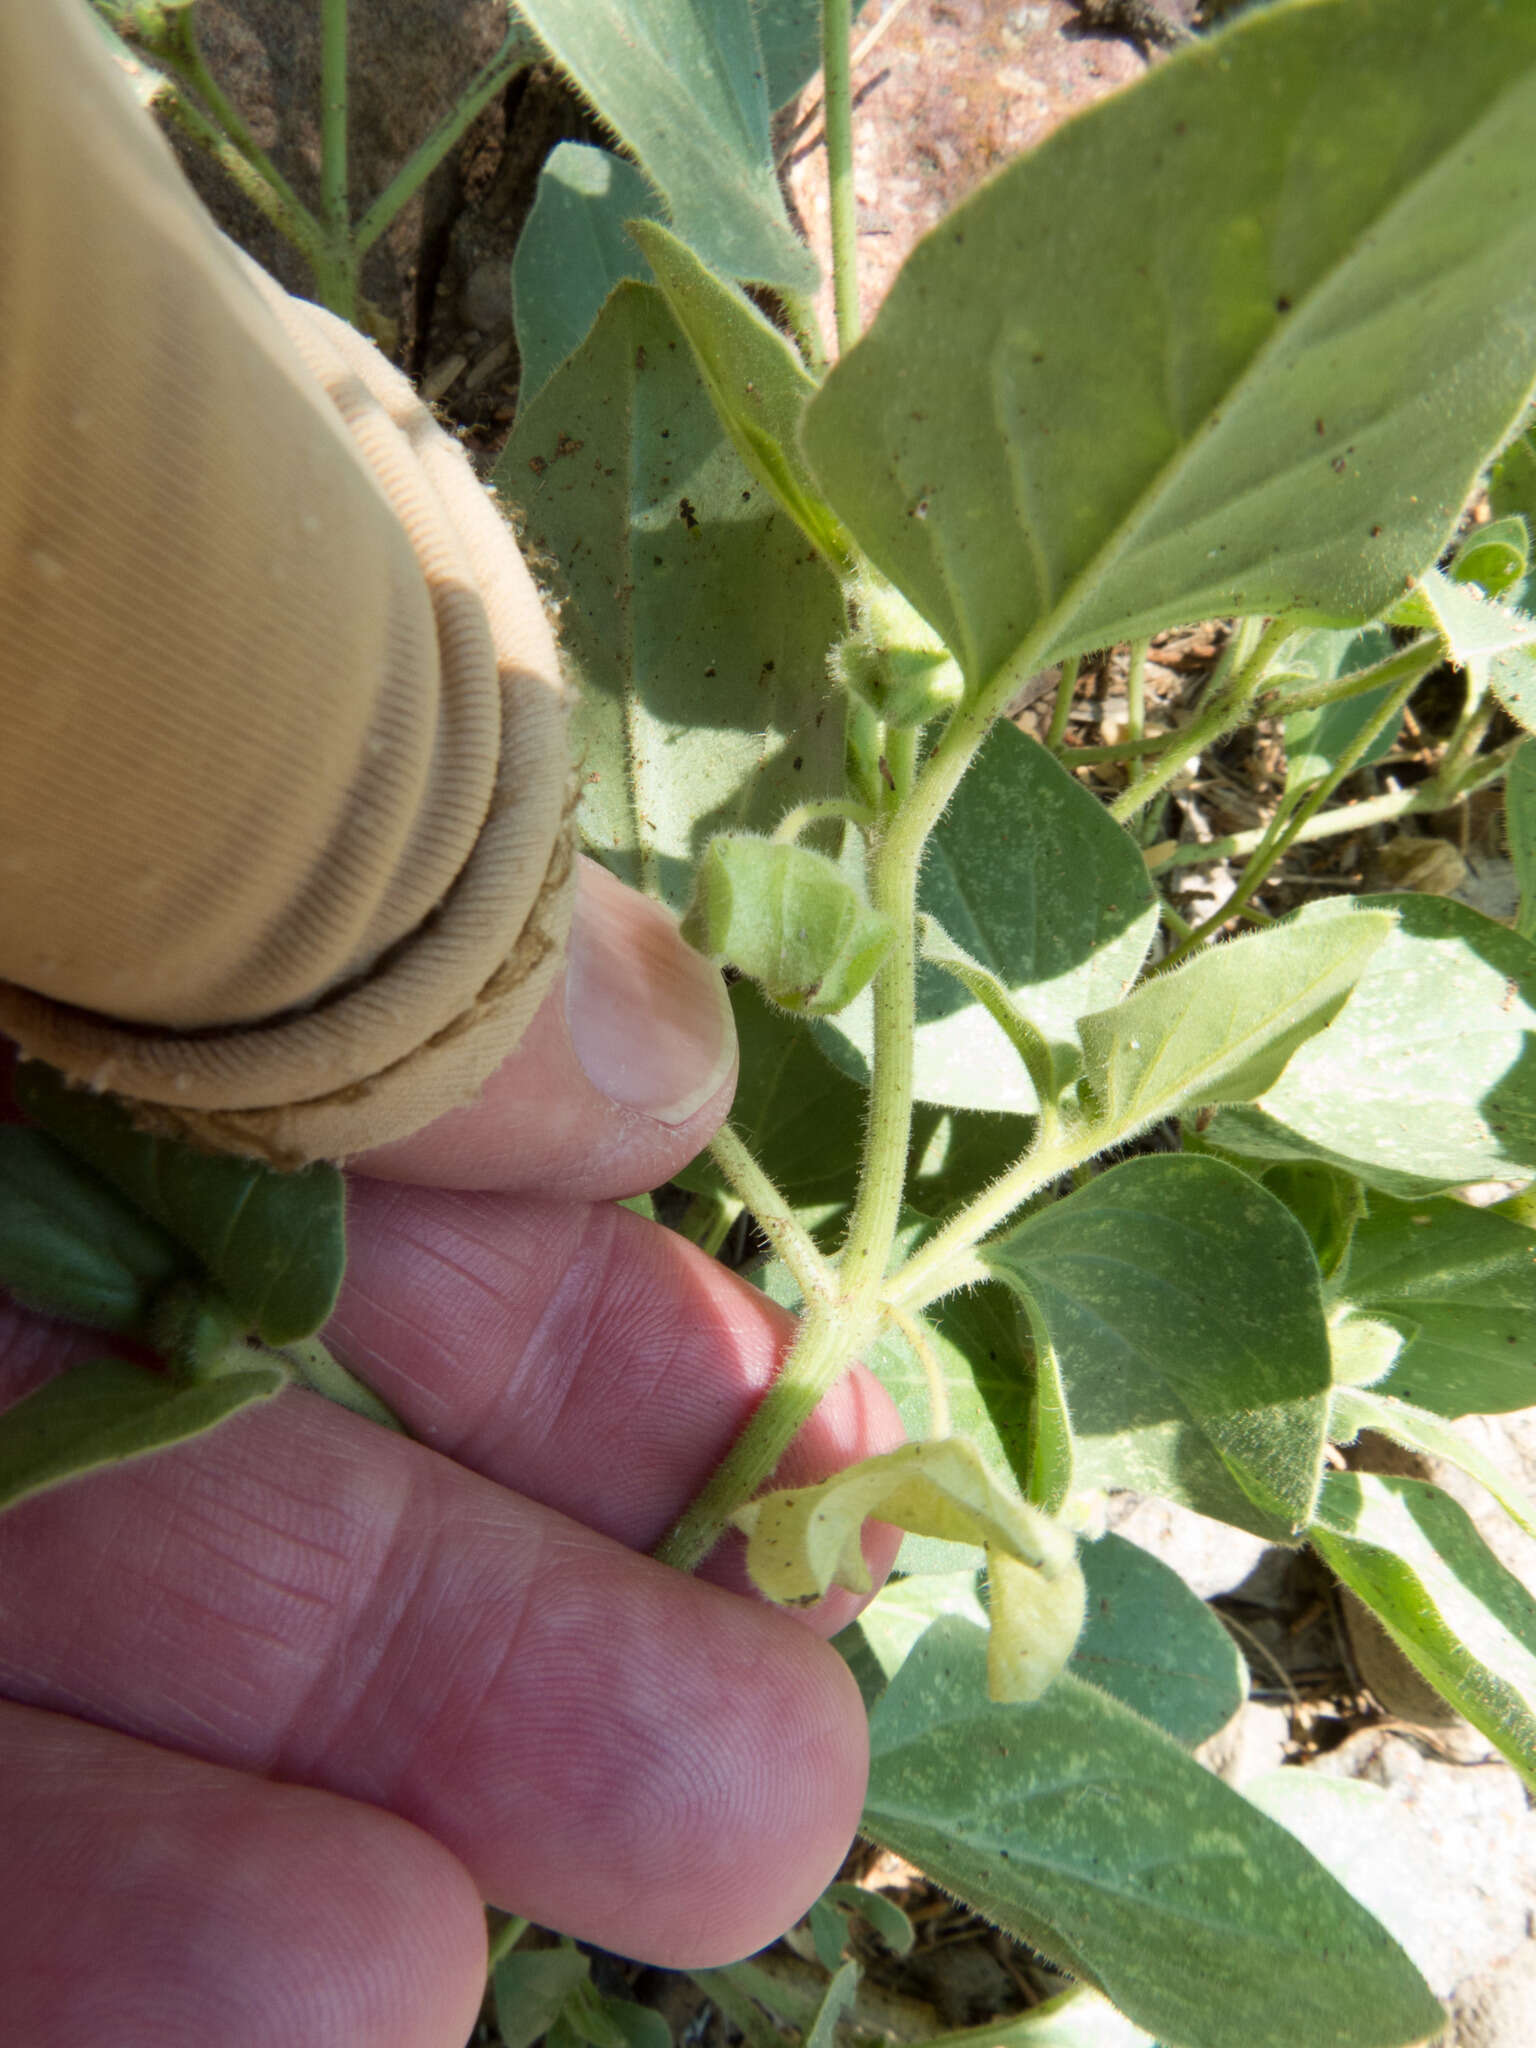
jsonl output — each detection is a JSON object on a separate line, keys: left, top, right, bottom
{"left": 14, "top": 1064, "right": 346, "bottom": 1347}
{"left": 494, "top": 1948, "right": 593, "bottom": 2048}
{"left": 982, "top": 1155, "right": 1333, "bottom": 1540}
{"left": 863, "top": 1618, "right": 1443, "bottom": 2048}
{"left": 494, "top": 282, "right": 846, "bottom": 912}
{"left": 1392, "top": 564, "right": 1536, "bottom": 664}
{"left": 681, "top": 833, "right": 895, "bottom": 1014}
{"left": 674, "top": 983, "right": 866, "bottom": 1236}
{"left": 1070, "top": 1532, "right": 1246, "bottom": 1747}
{"left": 815, "top": 720, "right": 1158, "bottom": 1114}
{"left": 919, "top": 1988, "right": 1154, "bottom": 2048}
{"left": 1494, "top": 642, "right": 1536, "bottom": 732}
{"left": 866, "top": 1223, "right": 1070, "bottom": 1520}
{"left": 752, "top": 0, "right": 861, "bottom": 110}
{"left": 1490, "top": 426, "right": 1536, "bottom": 532}
{"left": 512, "top": 143, "right": 663, "bottom": 411}
{"left": 822, "top": 1882, "right": 914, "bottom": 1958}
{"left": 803, "top": 0, "right": 1536, "bottom": 687}
{"left": 1279, "top": 627, "right": 1402, "bottom": 794}
{"left": 1258, "top": 1160, "right": 1365, "bottom": 1281}
{"left": 1312, "top": 1469, "right": 1536, "bottom": 1790}
{"left": 511, "top": 0, "right": 815, "bottom": 291}
{"left": 736, "top": 1438, "right": 1086, "bottom": 1702}
{"left": 1077, "top": 908, "right": 1391, "bottom": 1142}
{"left": 1241, "top": 1771, "right": 1440, "bottom": 2002}
{"left": 1207, "top": 895, "right": 1536, "bottom": 1196}
{"left": 1393, "top": 566, "right": 1536, "bottom": 726}
{"left": 1333, "top": 1191, "right": 1536, "bottom": 1416}
{"left": 1329, "top": 1385, "right": 1536, "bottom": 1537}
{"left": 805, "top": 1961, "right": 858, "bottom": 2048}
{"left": 1448, "top": 513, "right": 1529, "bottom": 598}
{"left": 591, "top": 2000, "right": 670, "bottom": 2048}
{"left": 807, "top": 1894, "right": 847, "bottom": 1973}
{"left": 630, "top": 219, "right": 849, "bottom": 563}
{"left": 0, "top": 1126, "right": 188, "bottom": 1334}
{"left": 0, "top": 1356, "right": 285, "bottom": 1515}
{"left": 565, "top": 1979, "right": 634, "bottom": 2048}
{"left": 1503, "top": 737, "right": 1536, "bottom": 942}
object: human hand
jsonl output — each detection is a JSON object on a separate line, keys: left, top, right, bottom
{"left": 0, "top": 860, "right": 903, "bottom": 2048}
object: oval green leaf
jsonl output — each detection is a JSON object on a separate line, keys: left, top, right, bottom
{"left": 802, "top": 0, "right": 1536, "bottom": 689}
{"left": 0, "top": 1356, "right": 285, "bottom": 1516}
{"left": 1071, "top": 1531, "right": 1246, "bottom": 1747}
{"left": 863, "top": 1618, "right": 1443, "bottom": 2048}
{"left": 510, "top": 0, "right": 815, "bottom": 291}
{"left": 1207, "top": 895, "right": 1536, "bottom": 1195}
{"left": 1332, "top": 1191, "right": 1536, "bottom": 1418}
{"left": 1077, "top": 907, "right": 1392, "bottom": 1141}
{"left": 982, "top": 1155, "right": 1333, "bottom": 1539}
{"left": 494, "top": 282, "right": 847, "bottom": 911}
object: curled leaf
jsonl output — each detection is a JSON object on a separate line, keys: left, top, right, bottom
{"left": 834, "top": 574, "right": 965, "bottom": 727}
{"left": 0, "top": 1125, "right": 188, "bottom": 1335}
{"left": 1448, "top": 513, "right": 1529, "bottom": 598}
{"left": 14, "top": 1061, "right": 346, "bottom": 1347}
{"left": 681, "top": 833, "right": 896, "bottom": 1015}
{"left": 735, "top": 1438, "right": 1086, "bottom": 1701}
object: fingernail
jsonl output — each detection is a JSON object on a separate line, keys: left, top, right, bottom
{"left": 565, "top": 860, "right": 736, "bottom": 1124}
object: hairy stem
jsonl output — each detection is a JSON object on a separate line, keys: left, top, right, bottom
{"left": 1110, "top": 616, "right": 1292, "bottom": 823}
{"left": 653, "top": 1300, "right": 876, "bottom": 1571}
{"left": 354, "top": 10, "right": 537, "bottom": 255}
{"left": 887, "top": 1305, "right": 951, "bottom": 1437}
{"left": 150, "top": 19, "right": 327, "bottom": 276}
{"left": 657, "top": 677, "right": 1019, "bottom": 1568}
{"left": 1436, "top": 688, "right": 1496, "bottom": 795}
{"left": 1157, "top": 650, "right": 1438, "bottom": 968}
{"left": 706, "top": 1125, "right": 836, "bottom": 1304}
{"left": 1045, "top": 654, "right": 1080, "bottom": 752}
{"left": 823, "top": 0, "right": 859, "bottom": 353}
{"left": 1253, "top": 633, "right": 1438, "bottom": 718}
{"left": 835, "top": 822, "right": 918, "bottom": 1299}
{"left": 272, "top": 1335, "right": 407, "bottom": 1432}
{"left": 320, "top": 0, "right": 349, "bottom": 233}
{"left": 1125, "top": 638, "right": 1148, "bottom": 749}
{"left": 485, "top": 1912, "right": 530, "bottom": 1970}
{"left": 1145, "top": 739, "right": 1520, "bottom": 870}
{"left": 771, "top": 796, "right": 874, "bottom": 843}
{"left": 886, "top": 1119, "right": 1105, "bottom": 1316}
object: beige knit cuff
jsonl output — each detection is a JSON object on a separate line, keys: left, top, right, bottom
{"left": 0, "top": 0, "right": 574, "bottom": 1166}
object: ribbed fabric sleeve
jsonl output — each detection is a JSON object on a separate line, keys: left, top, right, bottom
{"left": 0, "top": 0, "right": 574, "bottom": 1164}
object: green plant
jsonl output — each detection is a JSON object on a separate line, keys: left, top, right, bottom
{"left": 14, "top": 0, "right": 1536, "bottom": 2043}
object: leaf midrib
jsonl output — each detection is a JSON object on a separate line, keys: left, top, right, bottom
{"left": 1000, "top": 50, "right": 1536, "bottom": 681}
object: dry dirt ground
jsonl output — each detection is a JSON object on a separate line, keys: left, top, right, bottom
{"left": 150, "top": 4, "right": 1535, "bottom": 2042}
